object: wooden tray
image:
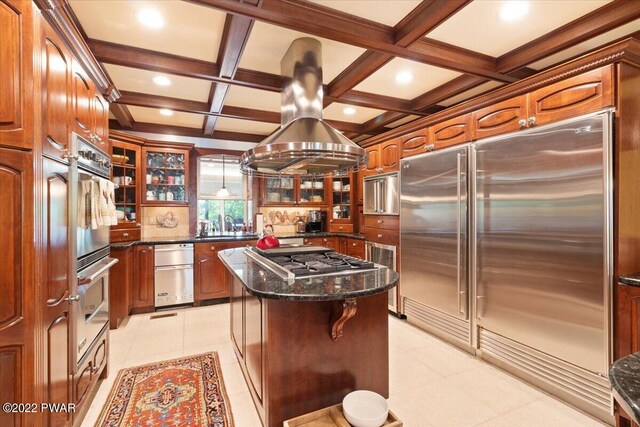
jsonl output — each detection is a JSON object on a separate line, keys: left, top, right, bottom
{"left": 283, "top": 403, "right": 402, "bottom": 427}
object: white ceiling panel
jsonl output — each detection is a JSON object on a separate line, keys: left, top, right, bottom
{"left": 215, "top": 117, "right": 279, "bottom": 135}
{"left": 309, "top": 1, "right": 421, "bottom": 26}
{"left": 354, "top": 58, "right": 462, "bottom": 99}
{"left": 323, "top": 102, "right": 385, "bottom": 123}
{"left": 104, "top": 64, "right": 211, "bottom": 102}
{"left": 224, "top": 86, "right": 282, "bottom": 112}
{"left": 238, "top": 21, "right": 366, "bottom": 82}
{"left": 439, "top": 81, "right": 504, "bottom": 108}
{"left": 69, "top": 0, "right": 226, "bottom": 62}
{"left": 527, "top": 19, "right": 640, "bottom": 70}
{"left": 428, "top": 0, "right": 611, "bottom": 57}
{"left": 128, "top": 105, "right": 203, "bottom": 128}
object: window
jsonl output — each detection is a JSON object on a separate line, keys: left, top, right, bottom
{"left": 197, "top": 155, "right": 249, "bottom": 232}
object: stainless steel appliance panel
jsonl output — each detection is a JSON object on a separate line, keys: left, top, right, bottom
{"left": 75, "top": 257, "right": 117, "bottom": 367}
{"left": 154, "top": 243, "right": 194, "bottom": 267}
{"left": 400, "top": 145, "right": 469, "bottom": 320}
{"left": 474, "top": 114, "right": 609, "bottom": 374}
{"left": 364, "top": 173, "right": 399, "bottom": 215}
{"left": 366, "top": 241, "right": 397, "bottom": 312}
{"left": 155, "top": 265, "right": 195, "bottom": 306}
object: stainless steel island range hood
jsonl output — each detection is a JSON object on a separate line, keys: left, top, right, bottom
{"left": 240, "top": 38, "right": 367, "bottom": 176}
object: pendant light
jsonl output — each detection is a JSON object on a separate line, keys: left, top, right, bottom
{"left": 216, "top": 155, "right": 230, "bottom": 198}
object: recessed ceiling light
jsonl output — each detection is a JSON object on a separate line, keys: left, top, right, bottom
{"left": 395, "top": 70, "right": 413, "bottom": 84}
{"left": 499, "top": 1, "right": 529, "bottom": 22}
{"left": 343, "top": 107, "right": 356, "bottom": 115}
{"left": 153, "top": 75, "right": 171, "bottom": 86}
{"left": 159, "top": 109, "right": 174, "bottom": 116}
{"left": 137, "top": 8, "right": 164, "bottom": 29}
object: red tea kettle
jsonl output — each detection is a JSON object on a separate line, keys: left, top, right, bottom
{"left": 257, "top": 224, "right": 280, "bottom": 250}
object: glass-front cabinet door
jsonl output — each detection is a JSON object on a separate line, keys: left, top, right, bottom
{"left": 298, "top": 176, "right": 327, "bottom": 206}
{"left": 142, "top": 147, "right": 189, "bottom": 205}
{"left": 263, "top": 176, "right": 295, "bottom": 204}
{"left": 328, "top": 172, "right": 354, "bottom": 232}
{"left": 111, "top": 142, "right": 139, "bottom": 222}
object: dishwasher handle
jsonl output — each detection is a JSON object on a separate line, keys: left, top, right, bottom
{"left": 155, "top": 265, "right": 193, "bottom": 272}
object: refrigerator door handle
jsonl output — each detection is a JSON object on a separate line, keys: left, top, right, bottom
{"left": 380, "top": 178, "right": 386, "bottom": 213}
{"left": 373, "top": 179, "right": 379, "bottom": 213}
{"left": 456, "top": 152, "right": 464, "bottom": 315}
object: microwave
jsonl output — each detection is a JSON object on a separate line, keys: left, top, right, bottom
{"left": 364, "top": 173, "right": 399, "bottom": 215}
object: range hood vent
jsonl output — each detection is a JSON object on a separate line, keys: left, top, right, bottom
{"left": 240, "top": 38, "right": 367, "bottom": 176}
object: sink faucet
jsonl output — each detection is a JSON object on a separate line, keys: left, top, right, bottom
{"left": 224, "top": 215, "right": 236, "bottom": 232}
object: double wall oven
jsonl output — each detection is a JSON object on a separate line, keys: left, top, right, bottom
{"left": 70, "top": 132, "right": 117, "bottom": 371}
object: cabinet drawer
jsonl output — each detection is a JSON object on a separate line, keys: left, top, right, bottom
{"left": 328, "top": 223, "right": 353, "bottom": 233}
{"left": 345, "top": 239, "right": 365, "bottom": 258}
{"left": 364, "top": 227, "right": 399, "bottom": 246}
{"left": 195, "top": 242, "right": 227, "bottom": 255}
{"left": 110, "top": 227, "right": 140, "bottom": 242}
{"left": 364, "top": 215, "right": 399, "bottom": 230}
{"left": 303, "top": 237, "right": 324, "bottom": 246}
{"left": 74, "top": 330, "right": 107, "bottom": 409}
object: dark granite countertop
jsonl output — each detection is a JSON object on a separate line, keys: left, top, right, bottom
{"left": 610, "top": 352, "right": 640, "bottom": 424}
{"left": 620, "top": 274, "right": 640, "bottom": 287}
{"left": 217, "top": 246, "right": 398, "bottom": 301}
{"left": 110, "top": 232, "right": 364, "bottom": 249}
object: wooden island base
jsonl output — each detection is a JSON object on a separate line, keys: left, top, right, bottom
{"left": 230, "top": 275, "right": 390, "bottom": 427}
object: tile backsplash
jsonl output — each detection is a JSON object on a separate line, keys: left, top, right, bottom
{"left": 258, "top": 207, "right": 317, "bottom": 234}
{"left": 141, "top": 206, "right": 190, "bottom": 238}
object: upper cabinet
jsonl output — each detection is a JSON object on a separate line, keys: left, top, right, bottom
{"left": 472, "top": 96, "right": 528, "bottom": 140}
{"left": 328, "top": 172, "right": 354, "bottom": 233}
{"left": 41, "top": 22, "right": 71, "bottom": 162}
{"left": 91, "top": 90, "right": 109, "bottom": 153}
{"left": 71, "top": 61, "right": 92, "bottom": 139}
{"left": 528, "top": 66, "right": 613, "bottom": 127}
{"left": 363, "top": 140, "right": 399, "bottom": 176}
{"left": 259, "top": 176, "right": 328, "bottom": 207}
{"left": 142, "top": 147, "right": 190, "bottom": 205}
{"left": 0, "top": 0, "right": 34, "bottom": 150}
{"left": 400, "top": 129, "right": 430, "bottom": 158}
{"left": 429, "top": 114, "right": 472, "bottom": 149}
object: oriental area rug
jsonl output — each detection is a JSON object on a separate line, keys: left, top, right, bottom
{"left": 95, "top": 352, "right": 234, "bottom": 427}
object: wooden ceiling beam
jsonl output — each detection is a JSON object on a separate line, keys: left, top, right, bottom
{"left": 109, "top": 119, "right": 264, "bottom": 143}
{"left": 115, "top": 91, "right": 389, "bottom": 134}
{"left": 183, "top": 0, "right": 516, "bottom": 83}
{"left": 326, "top": 90, "right": 423, "bottom": 115}
{"left": 204, "top": 4, "right": 259, "bottom": 135}
{"left": 109, "top": 103, "right": 135, "bottom": 129}
{"left": 326, "top": 0, "right": 471, "bottom": 99}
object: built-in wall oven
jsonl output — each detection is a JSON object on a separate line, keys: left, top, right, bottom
{"left": 71, "top": 132, "right": 117, "bottom": 371}
{"left": 366, "top": 241, "right": 397, "bottom": 313}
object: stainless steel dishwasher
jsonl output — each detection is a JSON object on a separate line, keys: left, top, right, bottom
{"left": 154, "top": 243, "right": 194, "bottom": 307}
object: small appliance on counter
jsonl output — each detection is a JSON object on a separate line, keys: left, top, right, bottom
{"left": 305, "top": 210, "right": 326, "bottom": 233}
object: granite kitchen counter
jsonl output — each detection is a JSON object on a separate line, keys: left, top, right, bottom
{"left": 610, "top": 352, "right": 640, "bottom": 424}
{"left": 218, "top": 246, "right": 398, "bottom": 301}
{"left": 110, "top": 231, "right": 365, "bottom": 248}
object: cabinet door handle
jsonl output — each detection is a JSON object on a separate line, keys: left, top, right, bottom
{"left": 339, "top": 226, "right": 343, "bottom": 230}
{"left": 377, "top": 234, "right": 383, "bottom": 239}
{"left": 377, "top": 219, "right": 383, "bottom": 224}
{"left": 63, "top": 151, "right": 79, "bottom": 161}
{"left": 210, "top": 246, "right": 216, "bottom": 251}
{"left": 65, "top": 294, "right": 80, "bottom": 302}
{"left": 425, "top": 144, "right": 435, "bottom": 152}
{"left": 376, "top": 168, "right": 383, "bottom": 174}
{"left": 352, "top": 243, "right": 357, "bottom": 246}
{"left": 122, "top": 233, "right": 129, "bottom": 238}
{"left": 528, "top": 116, "right": 537, "bottom": 127}
{"left": 518, "top": 118, "right": 527, "bottom": 128}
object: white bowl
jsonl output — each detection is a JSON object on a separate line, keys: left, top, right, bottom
{"left": 342, "top": 391, "right": 388, "bottom": 427}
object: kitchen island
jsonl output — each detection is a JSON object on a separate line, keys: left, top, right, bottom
{"left": 218, "top": 247, "right": 399, "bottom": 427}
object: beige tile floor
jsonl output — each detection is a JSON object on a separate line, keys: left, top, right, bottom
{"left": 81, "top": 304, "right": 608, "bottom": 427}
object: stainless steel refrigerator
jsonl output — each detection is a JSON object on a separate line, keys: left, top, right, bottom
{"left": 400, "top": 112, "right": 613, "bottom": 422}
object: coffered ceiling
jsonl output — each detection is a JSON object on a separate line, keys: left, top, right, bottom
{"left": 66, "top": 0, "right": 640, "bottom": 148}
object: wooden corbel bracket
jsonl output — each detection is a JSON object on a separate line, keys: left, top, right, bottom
{"left": 330, "top": 298, "right": 357, "bottom": 341}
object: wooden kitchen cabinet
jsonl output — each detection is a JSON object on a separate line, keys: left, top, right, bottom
{"left": 245, "top": 293, "right": 263, "bottom": 400}
{"left": 109, "top": 246, "right": 133, "bottom": 329}
{"left": 363, "top": 145, "right": 381, "bottom": 176}
{"left": 91, "top": 89, "right": 109, "bottom": 153}
{"left": 400, "top": 128, "right": 430, "bottom": 158}
{"left": 132, "top": 244, "right": 155, "bottom": 313}
{"left": 142, "top": 146, "right": 189, "bottom": 205}
{"left": 328, "top": 171, "right": 354, "bottom": 233}
{"left": 71, "top": 60, "right": 93, "bottom": 141}
{"left": 529, "top": 65, "right": 613, "bottom": 127}
{"left": 0, "top": 0, "right": 34, "bottom": 150}
{"left": 429, "top": 113, "right": 472, "bottom": 149}
{"left": 363, "top": 140, "right": 399, "bottom": 176}
{"left": 195, "top": 243, "right": 230, "bottom": 302}
{"left": 111, "top": 138, "right": 142, "bottom": 241}
{"left": 260, "top": 176, "right": 328, "bottom": 206}
{"left": 344, "top": 238, "right": 365, "bottom": 259}
{"left": 472, "top": 96, "right": 529, "bottom": 140}
{"left": 41, "top": 20, "right": 72, "bottom": 162}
